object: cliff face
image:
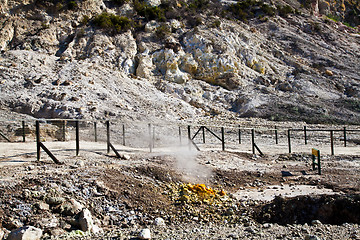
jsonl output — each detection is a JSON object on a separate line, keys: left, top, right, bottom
{"left": 0, "top": 0, "right": 359, "bottom": 124}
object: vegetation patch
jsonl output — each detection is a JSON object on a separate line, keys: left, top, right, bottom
{"left": 134, "top": 0, "right": 166, "bottom": 21}
{"left": 93, "top": 12, "right": 132, "bottom": 33}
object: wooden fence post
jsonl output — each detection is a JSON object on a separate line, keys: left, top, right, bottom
{"left": 22, "top": 121, "right": 26, "bottom": 142}
{"left": 62, "top": 120, "right": 66, "bottom": 142}
{"left": 288, "top": 129, "right": 291, "bottom": 154}
{"left": 76, "top": 120, "right": 79, "bottom": 156}
{"left": 202, "top": 126, "right": 206, "bottom": 143}
{"left": 343, "top": 127, "right": 347, "bottom": 147}
{"left": 221, "top": 127, "right": 225, "bottom": 151}
{"left": 188, "top": 125, "right": 191, "bottom": 149}
{"left": 36, "top": 120, "right": 40, "bottom": 161}
{"left": 251, "top": 129, "right": 255, "bottom": 154}
{"left": 330, "top": 130, "right": 334, "bottom": 155}
{"left": 238, "top": 125, "right": 241, "bottom": 144}
{"left": 304, "top": 126, "right": 307, "bottom": 145}
{"left": 275, "top": 126, "right": 278, "bottom": 144}
{"left": 122, "top": 124, "right": 126, "bottom": 146}
{"left": 106, "top": 121, "right": 110, "bottom": 154}
{"left": 94, "top": 122, "right": 97, "bottom": 142}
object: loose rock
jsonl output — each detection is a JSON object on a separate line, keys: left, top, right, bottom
{"left": 138, "top": 228, "right": 151, "bottom": 239}
{"left": 7, "top": 226, "right": 42, "bottom": 240}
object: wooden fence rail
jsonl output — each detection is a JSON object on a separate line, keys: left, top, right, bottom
{"left": 1, "top": 120, "right": 359, "bottom": 158}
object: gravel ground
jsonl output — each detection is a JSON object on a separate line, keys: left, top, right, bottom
{"left": 0, "top": 132, "right": 359, "bottom": 240}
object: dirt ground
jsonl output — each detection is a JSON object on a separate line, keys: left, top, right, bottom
{"left": 0, "top": 135, "right": 359, "bottom": 239}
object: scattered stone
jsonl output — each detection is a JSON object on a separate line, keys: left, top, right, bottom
{"left": 245, "top": 226, "right": 257, "bottom": 234}
{"left": 74, "top": 160, "right": 85, "bottom": 167}
{"left": 34, "top": 78, "right": 42, "bottom": 84}
{"left": 35, "top": 202, "right": 49, "bottom": 211}
{"left": 311, "top": 220, "right": 322, "bottom": 226}
{"left": 36, "top": 216, "right": 59, "bottom": 229}
{"left": 305, "top": 235, "right": 321, "bottom": 240}
{"left": 52, "top": 80, "right": 61, "bottom": 86}
{"left": 59, "top": 199, "right": 84, "bottom": 215}
{"left": 262, "top": 223, "right": 272, "bottom": 228}
{"left": 78, "top": 209, "right": 102, "bottom": 234}
{"left": 45, "top": 197, "right": 65, "bottom": 206}
{"left": 70, "top": 96, "right": 79, "bottom": 101}
{"left": 0, "top": 228, "right": 4, "bottom": 240}
{"left": 3, "top": 218, "right": 23, "bottom": 230}
{"left": 61, "top": 80, "right": 72, "bottom": 86}
{"left": 49, "top": 228, "right": 67, "bottom": 237}
{"left": 325, "top": 70, "right": 333, "bottom": 76}
{"left": 7, "top": 226, "right": 42, "bottom": 240}
{"left": 138, "top": 228, "right": 151, "bottom": 239}
{"left": 27, "top": 165, "right": 35, "bottom": 171}
{"left": 153, "top": 217, "right": 165, "bottom": 226}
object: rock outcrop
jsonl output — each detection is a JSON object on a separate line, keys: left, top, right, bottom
{"left": 0, "top": 0, "right": 359, "bottom": 124}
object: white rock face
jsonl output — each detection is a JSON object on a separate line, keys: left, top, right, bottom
{"left": 138, "top": 228, "right": 151, "bottom": 239}
{"left": 170, "top": 19, "right": 183, "bottom": 30}
{"left": 145, "top": 20, "right": 160, "bottom": 33}
{"left": 0, "top": 17, "right": 14, "bottom": 50}
{"left": 0, "top": 0, "right": 8, "bottom": 13}
{"left": 0, "top": 228, "right": 4, "bottom": 240}
{"left": 154, "top": 217, "right": 166, "bottom": 226}
{"left": 145, "top": 0, "right": 161, "bottom": 7}
{"left": 7, "top": 226, "right": 42, "bottom": 240}
{"left": 78, "top": 209, "right": 102, "bottom": 234}
{"left": 153, "top": 49, "right": 190, "bottom": 84}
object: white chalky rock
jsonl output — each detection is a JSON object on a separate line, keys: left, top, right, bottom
{"left": 78, "top": 208, "right": 102, "bottom": 234}
{"left": 0, "top": 228, "right": 4, "bottom": 240}
{"left": 138, "top": 228, "right": 151, "bottom": 239}
{"left": 154, "top": 217, "right": 166, "bottom": 226}
{"left": 7, "top": 226, "right": 43, "bottom": 240}
{"left": 145, "top": 0, "right": 161, "bottom": 7}
{"left": 145, "top": 20, "right": 160, "bottom": 33}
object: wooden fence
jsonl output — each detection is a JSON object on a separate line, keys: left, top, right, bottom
{"left": 0, "top": 119, "right": 359, "bottom": 163}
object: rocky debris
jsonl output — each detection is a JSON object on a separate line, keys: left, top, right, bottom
{"left": 78, "top": 209, "right": 102, "bottom": 234}
{"left": 7, "top": 226, "right": 42, "bottom": 240}
{"left": 0, "top": 228, "right": 4, "bottom": 240}
{"left": 153, "top": 217, "right": 166, "bottom": 226}
{"left": 138, "top": 228, "right": 151, "bottom": 239}
{"left": 0, "top": 149, "right": 359, "bottom": 239}
{"left": 58, "top": 199, "right": 84, "bottom": 216}
{"left": 305, "top": 235, "right": 321, "bottom": 240}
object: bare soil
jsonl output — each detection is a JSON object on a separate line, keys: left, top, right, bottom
{"left": 0, "top": 118, "right": 360, "bottom": 240}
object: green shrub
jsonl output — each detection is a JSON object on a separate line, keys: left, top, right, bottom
{"left": 229, "top": 0, "right": 276, "bottom": 21}
{"left": 67, "top": 0, "right": 78, "bottom": 10}
{"left": 277, "top": 5, "right": 294, "bottom": 17}
{"left": 112, "top": 0, "right": 129, "bottom": 5}
{"left": 155, "top": 24, "right": 170, "bottom": 39}
{"left": 134, "top": 0, "right": 166, "bottom": 21}
{"left": 327, "top": 14, "right": 341, "bottom": 22}
{"left": 261, "top": 3, "right": 276, "bottom": 16}
{"left": 211, "top": 19, "right": 221, "bottom": 28}
{"left": 187, "top": 0, "right": 209, "bottom": 10}
{"left": 80, "top": 15, "right": 90, "bottom": 25}
{"left": 93, "top": 12, "right": 132, "bottom": 33}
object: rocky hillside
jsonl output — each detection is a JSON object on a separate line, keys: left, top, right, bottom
{"left": 0, "top": 0, "right": 360, "bottom": 124}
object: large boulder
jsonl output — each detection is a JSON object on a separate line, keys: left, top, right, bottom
{"left": 7, "top": 226, "right": 42, "bottom": 240}
{"left": 78, "top": 209, "right": 102, "bottom": 234}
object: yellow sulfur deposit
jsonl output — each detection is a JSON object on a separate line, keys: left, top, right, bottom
{"left": 177, "top": 183, "right": 226, "bottom": 204}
